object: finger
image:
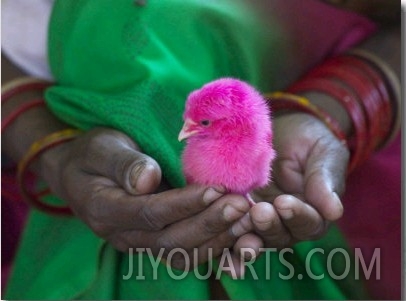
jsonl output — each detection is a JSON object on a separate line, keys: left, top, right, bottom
{"left": 233, "top": 233, "right": 264, "bottom": 261}
{"left": 218, "top": 249, "right": 246, "bottom": 279}
{"left": 250, "top": 202, "right": 291, "bottom": 248}
{"left": 82, "top": 128, "right": 162, "bottom": 195}
{"left": 273, "top": 194, "right": 329, "bottom": 241}
{"left": 170, "top": 230, "right": 238, "bottom": 270}
{"left": 173, "top": 213, "right": 254, "bottom": 269}
{"left": 85, "top": 184, "right": 225, "bottom": 233}
{"left": 304, "top": 136, "right": 348, "bottom": 220}
{"left": 156, "top": 194, "right": 250, "bottom": 252}
{"left": 273, "top": 157, "right": 304, "bottom": 194}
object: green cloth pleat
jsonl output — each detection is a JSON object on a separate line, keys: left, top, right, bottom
{"left": 5, "top": 0, "right": 369, "bottom": 299}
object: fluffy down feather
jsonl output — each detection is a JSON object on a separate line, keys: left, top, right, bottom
{"left": 178, "top": 78, "right": 275, "bottom": 197}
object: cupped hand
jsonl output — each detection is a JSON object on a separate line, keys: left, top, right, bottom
{"left": 39, "top": 128, "right": 251, "bottom": 270}
{"left": 232, "top": 113, "right": 350, "bottom": 268}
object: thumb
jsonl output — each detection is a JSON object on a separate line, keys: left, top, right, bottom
{"left": 82, "top": 128, "right": 162, "bottom": 195}
{"left": 120, "top": 150, "right": 162, "bottom": 195}
{"left": 304, "top": 137, "right": 349, "bottom": 221}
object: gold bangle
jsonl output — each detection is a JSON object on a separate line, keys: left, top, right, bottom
{"left": 2, "top": 76, "right": 46, "bottom": 93}
{"left": 265, "top": 91, "right": 347, "bottom": 144}
{"left": 17, "top": 129, "right": 83, "bottom": 215}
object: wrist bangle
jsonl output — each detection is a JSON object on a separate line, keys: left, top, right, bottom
{"left": 327, "top": 55, "right": 392, "bottom": 150}
{"left": 265, "top": 92, "right": 347, "bottom": 145}
{"left": 347, "top": 49, "right": 401, "bottom": 148}
{"left": 288, "top": 77, "right": 368, "bottom": 172}
{"left": 305, "top": 58, "right": 387, "bottom": 154}
{"left": 2, "top": 77, "right": 51, "bottom": 105}
{"left": 285, "top": 51, "right": 397, "bottom": 172}
{"left": 1, "top": 99, "right": 46, "bottom": 132}
{"left": 17, "top": 129, "right": 82, "bottom": 215}
{"left": 2, "top": 77, "right": 52, "bottom": 132}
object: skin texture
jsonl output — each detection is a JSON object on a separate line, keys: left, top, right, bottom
{"left": 40, "top": 128, "right": 254, "bottom": 270}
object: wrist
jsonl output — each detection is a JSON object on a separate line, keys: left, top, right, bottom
{"left": 1, "top": 76, "right": 79, "bottom": 215}
{"left": 38, "top": 137, "right": 73, "bottom": 197}
{"left": 1, "top": 78, "right": 67, "bottom": 163}
{"left": 268, "top": 50, "right": 398, "bottom": 173}
{"left": 2, "top": 106, "right": 68, "bottom": 164}
{"left": 16, "top": 129, "right": 81, "bottom": 215}
{"left": 298, "top": 91, "right": 352, "bottom": 136}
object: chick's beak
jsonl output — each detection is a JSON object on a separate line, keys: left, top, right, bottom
{"left": 178, "top": 118, "right": 198, "bottom": 141}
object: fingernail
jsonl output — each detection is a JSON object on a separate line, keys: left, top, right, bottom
{"left": 231, "top": 223, "right": 246, "bottom": 237}
{"left": 278, "top": 208, "right": 294, "bottom": 220}
{"left": 203, "top": 187, "right": 224, "bottom": 205}
{"left": 332, "top": 192, "right": 344, "bottom": 218}
{"left": 230, "top": 214, "right": 251, "bottom": 237}
{"left": 130, "top": 162, "right": 145, "bottom": 186}
{"left": 130, "top": 161, "right": 160, "bottom": 194}
{"left": 332, "top": 192, "right": 342, "bottom": 207}
{"left": 223, "top": 205, "right": 244, "bottom": 222}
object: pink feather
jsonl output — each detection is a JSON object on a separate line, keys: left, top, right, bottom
{"left": 179, "top": 78, "right": 275, "bottom": 200}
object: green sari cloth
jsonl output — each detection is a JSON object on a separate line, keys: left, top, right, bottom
{"left": 5, "top": 0, "right": 368, "bottom": 299}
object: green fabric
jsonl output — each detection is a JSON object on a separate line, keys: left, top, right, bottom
{"left": 5, "top": 0, "right": 368, "bottom": 299}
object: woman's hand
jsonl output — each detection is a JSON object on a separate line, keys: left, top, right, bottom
{"left": 39, "top": 128, "right": 251, "bottom": 269}
{"left": 232, "top": 113, "right": 350, "bottom": 269}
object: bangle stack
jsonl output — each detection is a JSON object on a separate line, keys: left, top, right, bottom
{"left": 267, "top": 51, "right": 399, "bottom": 172}
{"left": 2, "top": 77, "right": 79, "bottom": 215}
{"left": 265, "top": 91, "right": 347, "bottom": 145}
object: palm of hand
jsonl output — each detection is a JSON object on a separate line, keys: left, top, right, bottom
{"left": 240, "top": 113, "right": 349, "bottom": 251}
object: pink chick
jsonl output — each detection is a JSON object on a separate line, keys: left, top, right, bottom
{"left": 178, "top": 78, "right": 275, "bottom": 205}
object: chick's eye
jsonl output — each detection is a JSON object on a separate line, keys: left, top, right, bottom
{"left": 200, "top": 120, "right": 211, "bottom": 127}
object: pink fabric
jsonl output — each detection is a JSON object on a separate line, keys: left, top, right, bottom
{"left": 339, "top": 134, "right": 401, "bottom": 300}
{"left": 271, "top": 0, "right": 377, "bottom": 75}
{"left": 1, "top": 166, "right": 29, "bottom": 292}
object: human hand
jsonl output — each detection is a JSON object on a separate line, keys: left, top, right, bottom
{"left": 39, "top": 127, "right": 251, "bottom": 269}
{"left": 231, "top": 113, "right": 349, "bottom": 269}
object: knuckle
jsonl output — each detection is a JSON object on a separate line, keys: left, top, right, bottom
{"left": 139, "top": 202, "right": 165, "bottom": 231}
{"left": 201, "top": 215, "right": 224, "bottom": 235}
{"left": 155, "top": 235, "right": 178, "bottom": 256}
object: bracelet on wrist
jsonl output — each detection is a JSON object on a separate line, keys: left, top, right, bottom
{"left": 288, "top": 77, "right": 368, "bottom": 172}
{"left": 17, "top": 129, "right": 82, "bottom": 216}
{"left": 1, "top": 99, "right": 46, "bottom": 132}
{"left": 2, "top": 76, "right": 51, "bottom": 105}
{"left": 265, "top": 91, "right": 347, "bottom": 145}
{"left": 1, "top": 77, "right": 52, "bottom": 132}
{"left": 283, "top": 51, "right": 398, "bottom": 172}
{"left": 347, "top": 49, "right": 401, "bottom": 148}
